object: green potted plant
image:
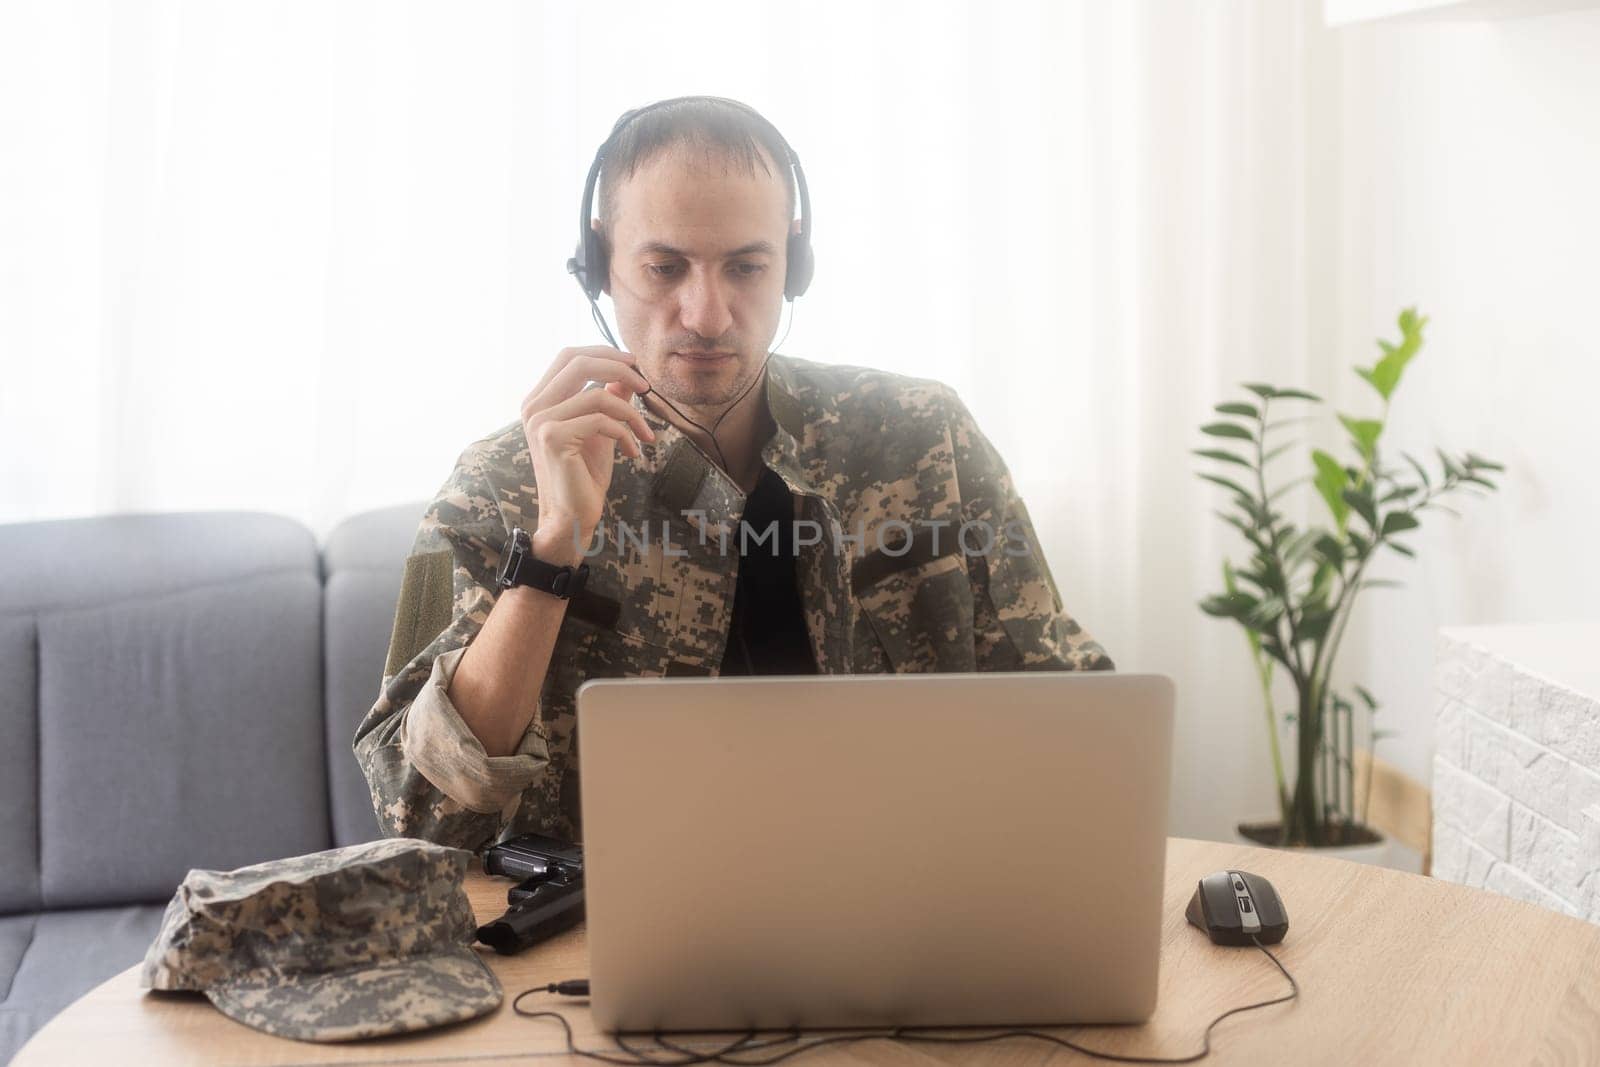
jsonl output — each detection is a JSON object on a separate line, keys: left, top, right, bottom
{"left": 1194, "top": 308, "right": 1503, "bottom": 851}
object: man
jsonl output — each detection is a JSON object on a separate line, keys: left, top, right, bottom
{"left": 354, "top": 97, "right": 1112, "bottom": 852}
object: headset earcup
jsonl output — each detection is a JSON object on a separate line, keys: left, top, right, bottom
{"left": 567, "top": 242, "right": 590, "bottom": 298}
{"left": 785, "top": 232, "right": 814, "bottom": 300}
{"left": 587, "top": 229, "right": 610, "bottom": 299}
{"left": 569, "top": 230, "right": 609, "bottom": 301}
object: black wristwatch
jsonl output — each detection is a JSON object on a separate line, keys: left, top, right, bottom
{"left": 496, "top": 527, "right": 589, "bottom": 599}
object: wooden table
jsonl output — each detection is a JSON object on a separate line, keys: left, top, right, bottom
{"left": 14, "top": 838, "right": 1600, "bottom": 1065}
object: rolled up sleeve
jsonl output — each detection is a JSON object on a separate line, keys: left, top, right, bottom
{"left": 400, "top": 647, "right": 551, "bottom": 814}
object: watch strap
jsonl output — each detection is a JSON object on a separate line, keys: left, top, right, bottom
{"left": 498, "top": 527, "right": 589, "bottom": 599}
{"left": 504, "top": 553, "right": 589, "bottom": 599}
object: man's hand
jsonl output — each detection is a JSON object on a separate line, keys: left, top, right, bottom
{"left": 520, "top": 347, "right": 656, "bottom": 563}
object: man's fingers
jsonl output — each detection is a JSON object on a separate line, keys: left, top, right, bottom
{"left": 529, "top": 345, "right": 636, "bottom": 395}
{"left": 524, "top": 361, "right": 652, "bottom": 421}
{"left": 527, "top": 386, "right": 655, "bottom": 444}
{"left": 528, "top": 347, "right": 643, "bottom": 402}
{"left": 550, "top": 355, "right": 651, "bottom": 403}
{"left": 524, "top": 355, "right": 646, "bottom": 415}
{"left": 534, "top": 411, "right": 641, "bottom": 459}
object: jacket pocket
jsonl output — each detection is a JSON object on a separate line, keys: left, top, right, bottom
{"left": 853, "top": 552, "right": 975, "bottom": 672}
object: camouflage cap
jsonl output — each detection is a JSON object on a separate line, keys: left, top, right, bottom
{"left": 140, "top": 837, "right": 502, "bottom": 1042}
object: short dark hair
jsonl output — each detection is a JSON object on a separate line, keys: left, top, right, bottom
{"left": 595, "top": 97, "right": 797, "bottom": 242}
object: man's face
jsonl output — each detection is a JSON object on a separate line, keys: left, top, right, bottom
{"left": 603, "top": 144, "right": 792, "bottom": 412}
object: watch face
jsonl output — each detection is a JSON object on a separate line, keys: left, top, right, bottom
{"left": 497, "top": 527, "right": 530, "bottom": 587}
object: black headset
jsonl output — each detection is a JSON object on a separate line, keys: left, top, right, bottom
{"left": 565, "top": 95, "right": 814, "bottom": 304}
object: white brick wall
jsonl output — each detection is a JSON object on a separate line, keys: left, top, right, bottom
{"left": 1433, "top": 625, "right": 1600, "bottom": 922}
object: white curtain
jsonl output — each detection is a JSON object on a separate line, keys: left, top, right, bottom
{"left": 0, "top": 0, "right": 1333, "bottom": 840}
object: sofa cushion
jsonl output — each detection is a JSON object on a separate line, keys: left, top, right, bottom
{"left": 0, "top": 905, "right": 167, "bottom": 1065}
{"left": 322, "top": 502, "right": 427, "bottom": 846}
{"left": 0, "top": 512, "right": 331, "bottom": 911}
{"left": 38, "top": 577, "right": 329, "bottom": 907}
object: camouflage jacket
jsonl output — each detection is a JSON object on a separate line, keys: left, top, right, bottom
{"left": 353, "top": 354, "right": 1114, "bottom": 852}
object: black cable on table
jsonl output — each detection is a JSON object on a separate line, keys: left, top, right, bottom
{"left": 513, "top": 937, "right": 1299, "bottom": 1066}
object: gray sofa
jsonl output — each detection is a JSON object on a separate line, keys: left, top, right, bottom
{"left": 0, "top": 502, "right": 426, "bottom": 1064}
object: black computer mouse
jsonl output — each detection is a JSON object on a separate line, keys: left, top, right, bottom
{"left": 1185, "top": 869, "right": 1289, "bottom": 946}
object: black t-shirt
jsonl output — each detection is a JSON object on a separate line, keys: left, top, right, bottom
{"left": 718, "top": 466, "right": 820, "bottom": 676}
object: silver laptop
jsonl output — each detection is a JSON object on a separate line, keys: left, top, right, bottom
{"left": 576, "top": 671, "right": 1174, "bottom": 1033}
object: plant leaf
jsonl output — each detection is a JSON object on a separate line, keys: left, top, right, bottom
{"left": 1339, "top": 414, "right": 1384, "bottom": 465}
{"left": 1215, "top": 402, "right": 1259, "bottom": 419}
{"left": 1215, "top": 512, "right": 1271, "bottom": 550}
{"left": 1282, "top": 528, "right": 1322, "bottom": 566}
{"left": 1264, "top": 415, "right": 1318, "bottom": 434}
{"left": 1241, "top": 382, "right": 1278, "bottom": 399}
{"left": 1298, "top": 607, "right": 1335, "bottom": 643}
{"left": 1273, "top": 388, "right": 1323, "bottom": 402}
{"left": 1401, "top": 451, "right": 1432, "bottom": 490}
{"left": 1381, "top": 511, "right": 1420, "bottom": 536}
{"left": 1244, "top": 596, "right": 1286, "bottom": 631}
{"left": 1268, "top": 474, "right": 1312, "bottom": 502}
{"left": 1358, "top": 307, "right": 1427, "bottom": 401}
{"left": 1201, "top": 421, "right": 1255, "bottom": 441}
{"left": 1200, "top": 591, "right": 1258, "bottom": 620}
{"left": 1387, "top": 541, "right": 1415, "bottom": 558}
{"left": 1354, "top": 685, "right": 1378, "bottom": 710}
{"left": 1342, "top": 484, "right": 1378, "bottom": 529}
{"left": 1234, "top": 567, "right": 1272, "bottom": 594}
{"left": 1312, "top": 449, "right": 1350, "bottom": 526}
{"left": 1312, "top": 533, "right": 1345, "bottom": 564}
{"left": 1193, "top": 448, "right": 1253, "bottom": 470}
{"left": 1233, "top": 496, "right": 1272, "bottom": 526}
{"left": 1222, "top": 562, "right": 1263, "bottom": 652}
{"left": 1262, "top": 442, "right": 1296, "bottom": 465}
{"left": 1310, "top": 560, "right": 1339, "bottom": 602}
{"left": 1197, "top": 472, "right": 1254, "bottom": 501}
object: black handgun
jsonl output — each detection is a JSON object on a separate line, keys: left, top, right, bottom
{"left": 475, "top": 832, "right": 586, "bottom": 955}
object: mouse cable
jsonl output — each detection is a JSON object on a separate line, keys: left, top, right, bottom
{"left": 584, "top": 290, "right": 794, "bottom": 483}
{"left": 512, "top": 937, "right": 1299, "bottom": 1066}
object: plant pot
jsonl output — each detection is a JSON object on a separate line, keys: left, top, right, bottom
{"left": 1235, "top": 819, "right": 1396, "bottom": 869}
